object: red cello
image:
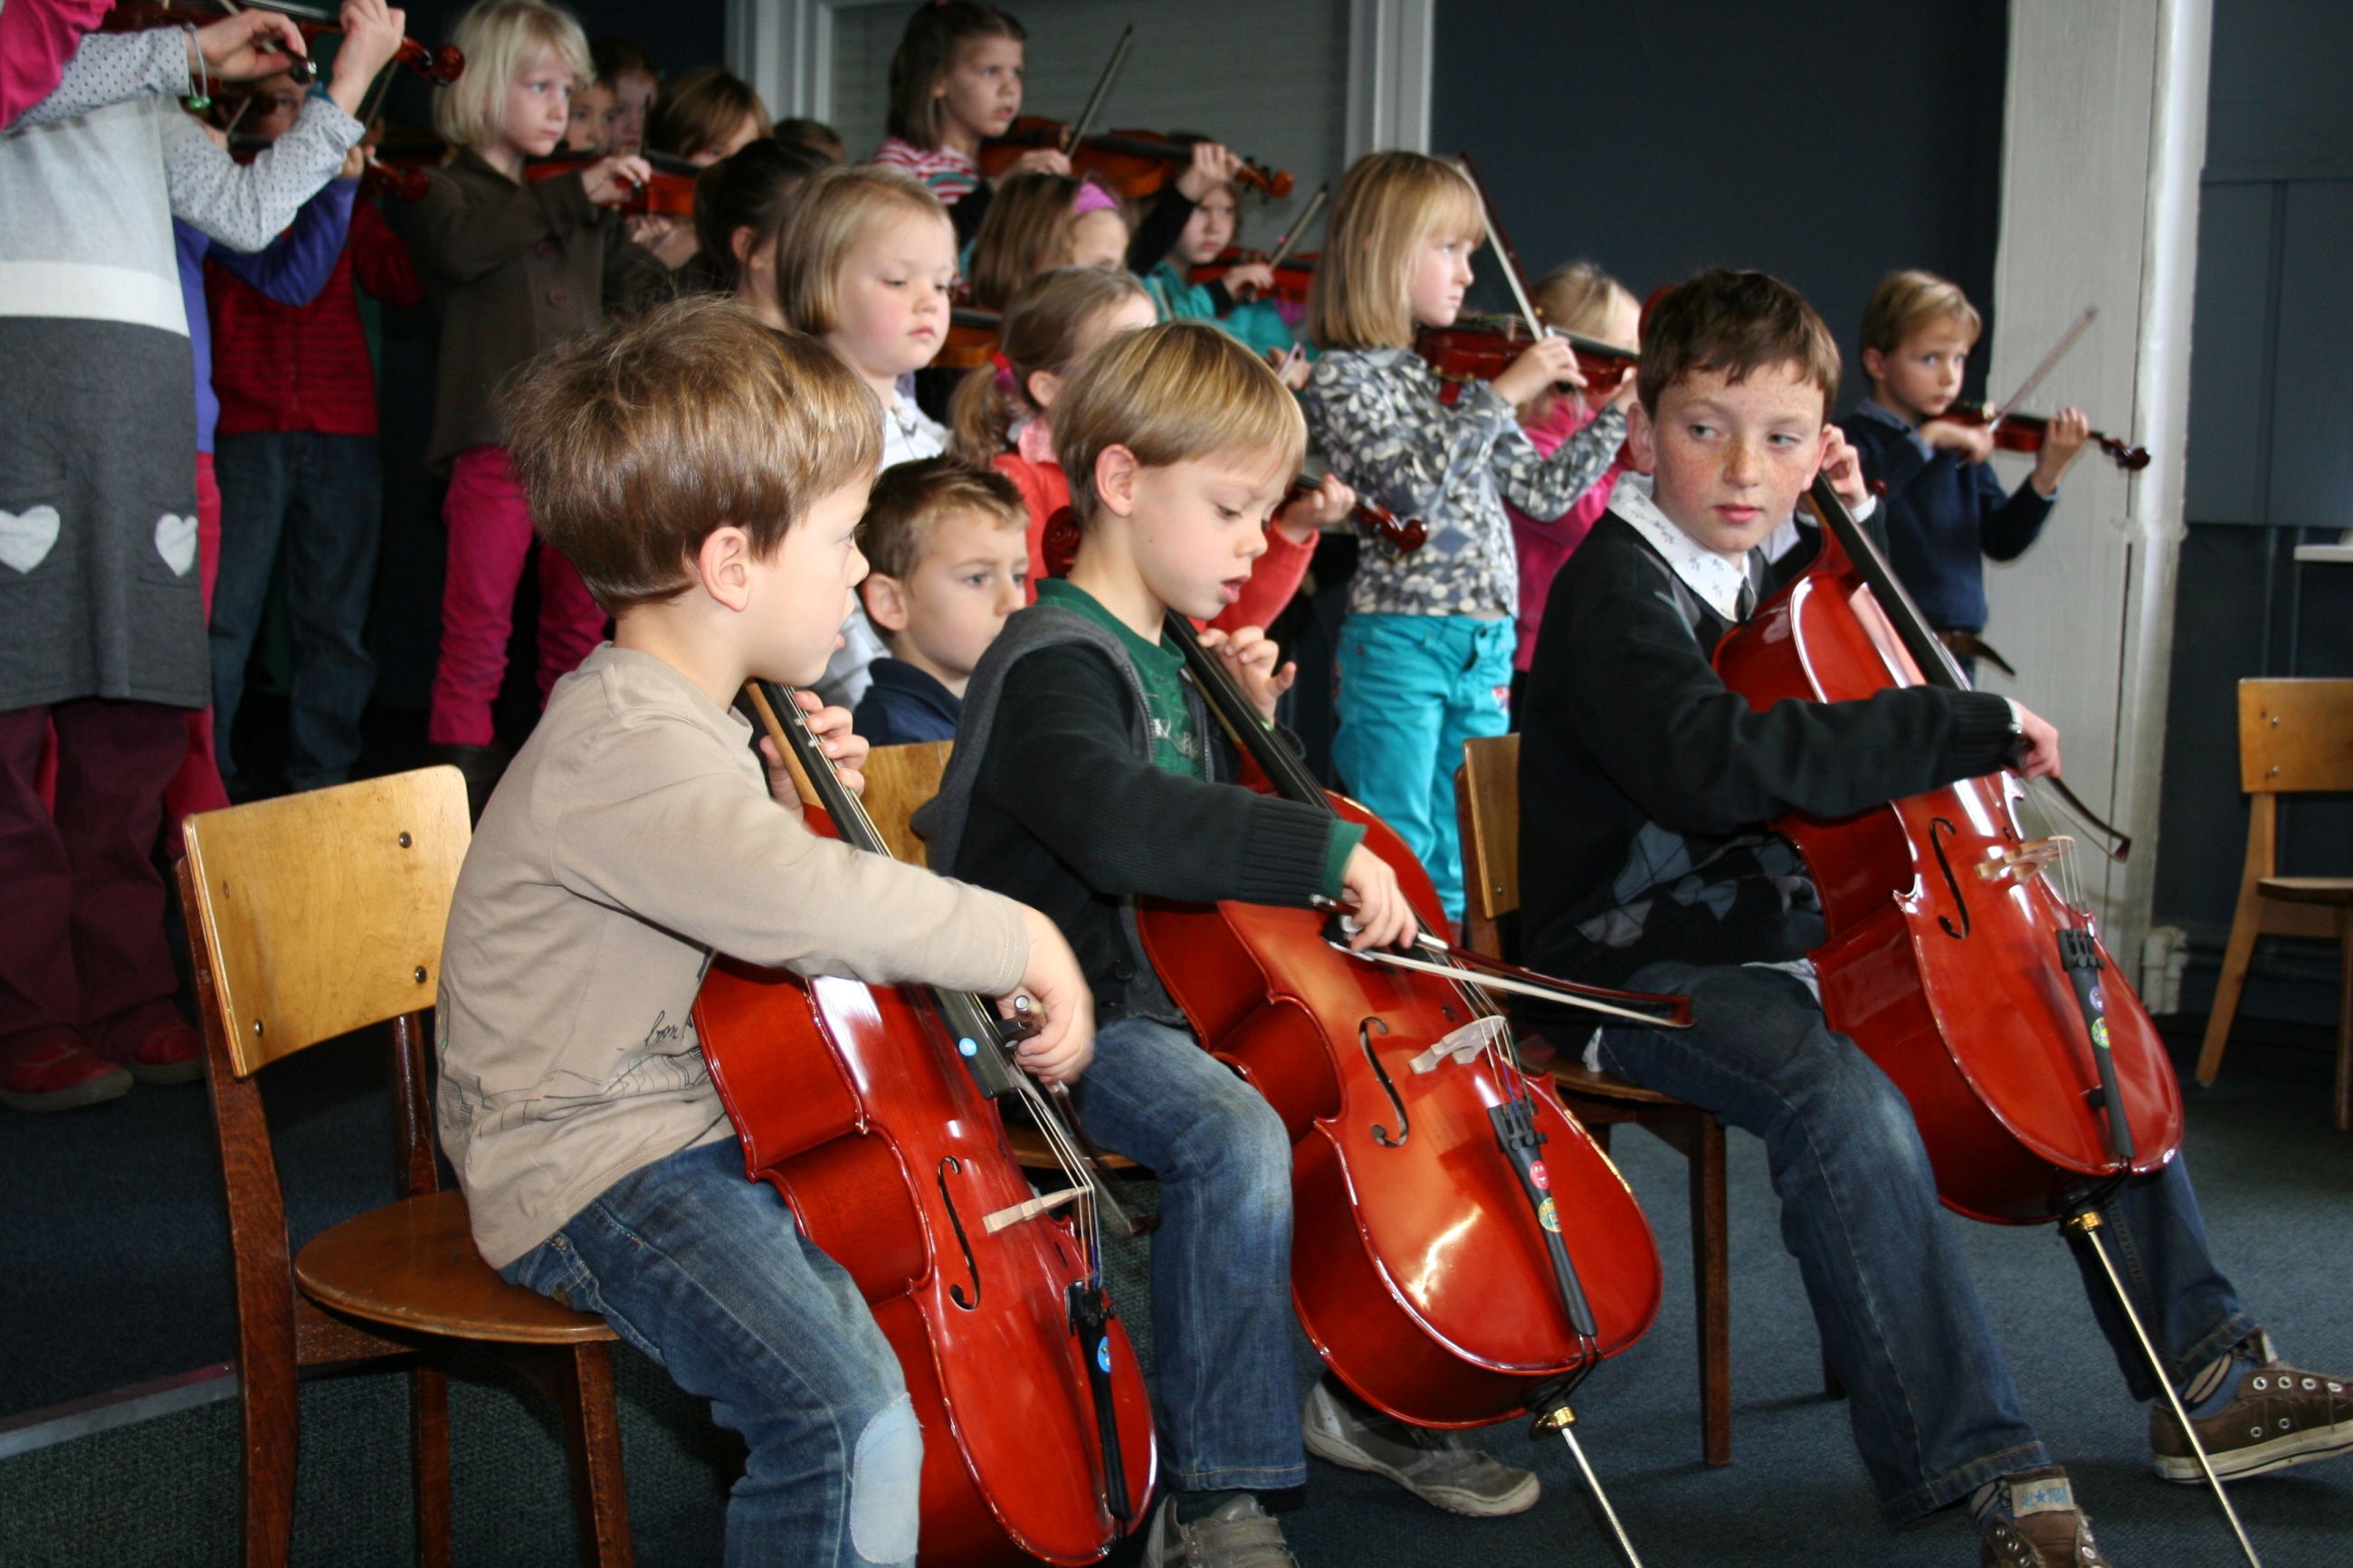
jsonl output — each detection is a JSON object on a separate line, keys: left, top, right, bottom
{"left": 1100, "top": 546, "right": 1686, "bottom": 1561}
{"left": 693, "top": 685, "right": 1155, "bottom": 1566}
{"left": 1714, "top": 480, "right": 2262, "bottom": 1563}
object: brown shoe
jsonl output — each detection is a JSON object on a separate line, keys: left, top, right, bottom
{"left": 1977, "top": 1468, "right": 2113, "bottom": 1567}
{"left": 2153, "top": 1331, "right": 2353, "bottom": 1483}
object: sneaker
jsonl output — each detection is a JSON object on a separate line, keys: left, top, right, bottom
{"left": 1977, "top": 1468, "right": 2113, "bottom": 1567}
{"left": 0, "top": 1037, "right": 133, "bottom": 1112}
{"left": 124, "top": 1015, "right": 203, "bottom": 1086}
{"left": 2153, "top": 1331, "right": 2353, "bottom": 1483}
{"left": 1300, "top": 1378, "right": 1539, "bottom": 1517}
{"left": 1140, "top": 1494, "right": 1296, "bottom": 1567}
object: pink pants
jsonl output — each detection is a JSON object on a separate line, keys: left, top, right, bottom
{"left": 427, "top": 445, "right": 606, "bottom": 747}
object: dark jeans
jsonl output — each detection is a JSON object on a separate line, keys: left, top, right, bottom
{"left": 209, "top": 432, "right": 381, "bottom": 790}
{"left": 1600, "top": 962, "right": 2255, "bottom": 1522}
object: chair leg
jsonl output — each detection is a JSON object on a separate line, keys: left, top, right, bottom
{"left": 239, "top": 1368, "right": 300, "bottom": 1568}
{"left": 557, "top": 1342, "right": 635, "bottom": 1567}
{"left": 1689, "top": 1112, "right": 1731, "bottom": 1467}
{"left": 412, "top": 1363, "right": 452, "bottom": 1568}
{"left": 2196, "top": 898, "right": 2266, "bottom": 1086}
{"left": 2336, "top": 911, "right": 2351, "bottom": 1134}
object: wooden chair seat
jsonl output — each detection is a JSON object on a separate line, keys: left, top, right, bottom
{"left": 2257, "top": 875, "right": 2353, "bottom": 907}
{"left": 1553, "top": 1061, "right": 1696, "bottom": 1109}
{"left": 1003, "top": 1123, "right": 1142, "bottom": 1174}
{"left": 297, "top": 1190, "right": 617, "bottom": 1346}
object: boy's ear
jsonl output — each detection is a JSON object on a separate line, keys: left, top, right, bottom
{"left": 1860, "top": 345, "right": 1886, "bottom": 385}
{"left": 862, "top": 572, "right": 911, "bottom": 634}
{"left": 1624, "top": 400, "right": 1658, "bottom": 477}
{"left": 1093, "top": 443, "right": 1140, "bottom": 518}
{"left": 697, "top": 524, "right": 756, "bottom": 612}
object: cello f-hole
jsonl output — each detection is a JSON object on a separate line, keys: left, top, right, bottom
{"left": 1359, "top": 1017, "right": 1410, "bottom": 1148}
{"left": 1929, "top": 818, "right": 1973, "bottom": 940}
{"left": 936, "top": 1156, "right": 983, "bottom": 1310}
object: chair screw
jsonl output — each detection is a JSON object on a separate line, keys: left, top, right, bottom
{"left": 414, "top": 966, "right": 427, "bottom": 984}
{"left": 398, "top": 832, "right": 413, "bottom": 848}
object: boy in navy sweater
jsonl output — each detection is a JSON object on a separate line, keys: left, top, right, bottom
{"left": 1521, "top": 270, "right": 2350, "bottom": 1566}
{"left": 1840, "top": 270, "right": 2090, "bottom": 667}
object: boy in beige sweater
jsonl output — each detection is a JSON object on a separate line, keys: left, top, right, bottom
{"left": 434, "top": 296, "right": 1092, "bottom": 1567}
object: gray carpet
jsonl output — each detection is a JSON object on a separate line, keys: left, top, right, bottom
{"left": 3, "top": 1024, "right": 2348, "bottom": 1566}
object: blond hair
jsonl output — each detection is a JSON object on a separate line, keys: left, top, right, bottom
{"left": 1053, "top": 320, "right": 1306, "bottom": 527}
{"left": 433, "top": 0, "right": 594, "bottom": 151}
{"left": 1520, "top": 261, "right": 1633, "bottom": 421}
{"left": 857, "top": 456, "right": 1026, "bottom": 584}
{"left": 772, "top": 165, "right": 951, "bottom": 336}
{"left": 949, "top": 265, "right": 1149, "bottom": 462}
{"left": 1308, "top": 151, "right": 1483, "bottom": 352}
{"left": 503, "top": 298, "right": 881, "bottom": 613}
{"left": 1860, "top": 269, "right": 1983, "bottom": 356}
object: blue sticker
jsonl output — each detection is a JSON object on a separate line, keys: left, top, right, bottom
{"left": 1096, "top": 1338, "right": 1112, "bottom": 1373}
{"left": 2089, "top": 984, "right": 2106, "bottom": 1012}
{"left": 957, "top": 1037, "right": 977, "bottom": 1057}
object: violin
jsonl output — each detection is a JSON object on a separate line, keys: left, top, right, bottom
{"left": 980, "top": 119, "right": 1293, "bottom": 202}
{"left": 1712, "top": 476, "right": 2180, "bottom": 1225}
{"left": 1291, "top": 475, "right": 1426, "bottom": 556}
{"left": 693, "top": 684, "right": 1156, "bottom": 1566}
{"left": 1415, "top": 313, "right": 1640, "bottom": 406}
{"left": 359, "top": 142, "right": 697, "bottom": 215}
{"left": 1932, "top": 402, "right": 2150, "bottom": 473}
{"left": 935, "top": 305, "right": 1004, "bottom": 373}
{"left": 1191, "top": 248, "right": 1316, "bottom": 305}
{"left": 100, "top": 0, "right": 462, "bottom": 87}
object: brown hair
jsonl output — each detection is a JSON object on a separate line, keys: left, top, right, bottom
{"left": 1636, "top": 269, "right": 1841, "bottom": 418}
{"left": 949, "top": 265, "right": 1149, "bottom": 462}
{"left": 772, "top": 165, "right": 951, "bottom": 336}
{"left": 503, "top": 298, "right": 881, "bottom": 613}
{"left": 589, "top": 35, "right": 657, "bottom": 84}
{"left": 1860, "top": 268, "right": 1983, "bottom": 356}
{"left": 884, "top": 1, "right": 1027, "bottom": 149}
{"left": 646, "top": 65, "right": 767, "bottom": 161}
{"left": 694, "top": 138, "right": 831, "bottom": 291}
{"left": 773, "top": 117, "right": 845, "bottom": 160}
{"left": 1053, "top": 320, "right": 1306, "bottom": 527}
{"left": 857, "top": 456, "right": 1026, "bottom": 584}
{"left": 1307, "top": 150, "right": 1483, "bottom": 352}
{"left": 965, "top": 171, "right": 1098, "bottom": 309}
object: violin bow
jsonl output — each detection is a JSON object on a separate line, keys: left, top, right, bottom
{"left": 1454, "top": 152, "right": 1549, "bottom": 338}
{"left": 1987, "top": 306, "right": 2095, "bottom": 432}
{"left": 1062, "top": 23, "right": 1133, "bottom": 153}
{"left": 1263, "top": 183, "right": 1329, "bottom": 269}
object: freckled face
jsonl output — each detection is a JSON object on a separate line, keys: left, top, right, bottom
{"left": 1630, "top": 363, "right": 1828, "bottom": 561}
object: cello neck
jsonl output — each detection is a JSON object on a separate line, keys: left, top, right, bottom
{"left": 1159, "top": 613, "right": 1330, "bottom": 810}
{"left": 749, "top": 681, "right": 896, "bottom": 854}
{"left": 1804, "top": 477, "right": 1969, "bottom": 692}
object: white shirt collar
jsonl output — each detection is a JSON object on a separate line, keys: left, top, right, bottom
{"left": 1611, "top": 473, "right": 1755, "bottom": 622}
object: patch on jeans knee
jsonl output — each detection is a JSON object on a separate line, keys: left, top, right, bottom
{"left": 849, "top": 1393, "right": 920, "bottom": 1563}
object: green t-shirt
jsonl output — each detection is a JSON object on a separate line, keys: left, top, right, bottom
{"left": 1035, "top": 579, "right": 1359, "bottom": 896}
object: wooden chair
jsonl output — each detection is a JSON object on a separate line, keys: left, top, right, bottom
{"left": 1456, "top": 733, "right": 1739, "bottom": 1465}
{"left": 179, "top": 768, "right": 634, "bottom": 1566}
{"left": 2193, "top": 679, "right": 2353, "bottom": 1128}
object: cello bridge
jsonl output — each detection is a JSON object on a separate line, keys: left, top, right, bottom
{"left": 1977, "top": 836, "right": 2073, "bottom": 885}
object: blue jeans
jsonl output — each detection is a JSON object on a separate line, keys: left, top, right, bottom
{"left": 1072, "top": 1015, "right": 1304, "bottom": 1492}
{"left": 501, "top": 1138, "right": 921, "bottom": 1567}
{"left": 209, "top": 431, "right": 381, "bottom": 789}
{"left": 1331, "top": 613, "right": 1514, "bottom": 922}
{"left": 1598, "top": 963, "right": 2254, "bottom": 1521}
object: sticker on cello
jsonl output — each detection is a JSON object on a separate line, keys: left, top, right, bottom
{"left": 1529, "top": 1161, "right": 1550, "bottom": 1192}
{"left": 1538, "top": 1197, "right": 1560, "bottom": 1233}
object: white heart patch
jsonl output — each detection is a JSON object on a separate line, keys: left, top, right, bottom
{"left": 0, "top": 505, "right": 61, "bottom": 575}
{"left": 154, "top": 512, "right": 197, "bottom": 577}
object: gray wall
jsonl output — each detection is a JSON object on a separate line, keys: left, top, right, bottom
{"left": 1430, "top": 0, "right": 2008, "bottom": 409}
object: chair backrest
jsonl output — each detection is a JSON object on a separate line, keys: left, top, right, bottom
{"left": 1456, "top": 733, "right": 1522, "bottom": 960}
{"left": 2238, "top": 679, "right": 2353, "bottom": 796}
{"left": 181, "top": 767, "right": 472, "bottom": 1077}
{"left": 862, "top": 740, "right": 955, "bottom": 866}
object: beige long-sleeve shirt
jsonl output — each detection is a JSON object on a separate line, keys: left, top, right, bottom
{"left": 436, "top": 644, "right": 1029, "bottom": 1268}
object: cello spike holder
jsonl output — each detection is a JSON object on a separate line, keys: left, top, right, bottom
{"left": 1529, "top": 1400, "right": 1645, "bottom": 1568}
{"left": 2061, "top": 1211, "right": 2263, "bottom": 1568}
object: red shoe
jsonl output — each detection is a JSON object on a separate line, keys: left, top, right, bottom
{"left": 0, "top": 1037, "right": 134, "bottom": 1112}
{"left": 125, "top": 1015, "right": 205, "bottom": 1086}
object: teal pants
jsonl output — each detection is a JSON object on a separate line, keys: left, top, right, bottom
{"left": 1331, "top": 613, "right": 1514, "bottom": 922}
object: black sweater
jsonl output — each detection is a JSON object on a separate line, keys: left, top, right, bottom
{"left": 916, "top": 604, "right": 1339, "bottom": 1021}
{"left": 1517, "top": 511, "right": 2018, "bottom": 987}
{"left": 1840, "top": 409, "right": 2053, "bottom": 635}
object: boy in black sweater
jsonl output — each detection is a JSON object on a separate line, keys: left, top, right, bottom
{"left": 918, "top": 321, "right": 1540, "bottom": 1566}
{"left": 1840, "top": 269, "right": 2091, "bottom": 670}
{"left": 1519, "top": 270, "right": 2349, "bottom": 1566}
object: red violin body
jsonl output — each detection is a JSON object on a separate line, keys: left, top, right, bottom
{"left": 693, "top": 796, "right": 1155, "bottom": 1566}
{"left": 1140, "top": 791, "right": 1662, "bottom": 1426}
{"left": 1710, "top": 494, "right": 2182, "bottom": 1225}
